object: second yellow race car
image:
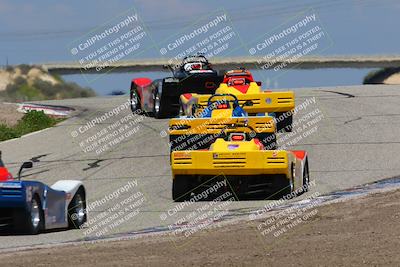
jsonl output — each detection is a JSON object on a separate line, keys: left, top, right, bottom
{"left": 180, "top": 69, "right": 295, "bottom": 132}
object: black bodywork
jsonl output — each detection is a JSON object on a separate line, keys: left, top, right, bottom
{"left": 130, "top": 55, "right": 224, "bottom": 118}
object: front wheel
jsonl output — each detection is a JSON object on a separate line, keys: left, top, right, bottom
{"left": 68, "top": 188, "right": 87, "bottom": 229}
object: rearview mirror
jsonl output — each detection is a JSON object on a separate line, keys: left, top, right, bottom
{"left": 18, "top": 161, "right": 33, "bottom": 180}
{"left": 256, "top": 81, "right": 262, "bottom": 86}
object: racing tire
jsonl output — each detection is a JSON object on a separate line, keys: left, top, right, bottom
{"left": 272, "top": 166, "right": 295, "bottom": 199}
{"left": 191, "top": 104, "right": 197, "bottom": 117}
{"left": 153, "top": 86, "right": 169, "bottom": 119}
{"left": 14, "top": 195, "right": 44, "bottom": 234}
{"left": 130, "top": 88, "right": 141, "bottom": 114}
{"left": 302, "top": 158, "right": 310, "bottom": 192}
{"left": 179, "top": 102, "right": 184, "bottom": 116}
{"left": 68, "top": 188, "right": 87, "bottom": 229}
{"left": 260, "top": 133, "right": 277, "bottom": 150}
{"left": 172, "top": 176, "right": 191, "bottom": 202}
{"left": 278, "top": 177, "right": 294, "bottom": 199}
{"left": 275, "top": 112, "right": 293, "bottom": 132}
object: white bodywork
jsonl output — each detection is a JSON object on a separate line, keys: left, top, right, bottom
{"left": 293, "top": 153, "right": 308, "bottom": 191}
{"left": 51, "top": 180, "right": 84, "bottom": 206}
{"left": 45, "top": 180, "right": 86, "bottom": 229}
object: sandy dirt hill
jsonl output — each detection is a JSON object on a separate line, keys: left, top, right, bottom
{"left": 364, "top": 67, "right": 400, "bottom": 85}
{"left": 0, "top": 65, "right": 95, "bottom": 101}
{"left": 0, "top": 66, "right": 59, "bottom": 91}
{"left": 384, "top": 73, "right": 400, "bottom": 84}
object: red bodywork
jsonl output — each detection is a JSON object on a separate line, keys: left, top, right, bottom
{"left": 0, "top": 153, "right": 13, "bottom": 181}
{"left": 131, "top": 78, "right": 152, "bottom": 98}
{"left": 131, "top": 77, "right": 154, "bottom": 112}
{"left": 181, "top": 93, "right": 192, "bottom": 101}
{"left": 222, "top": 70, "right": 261, "bottom": 94}
{"left": 0, "top": 167, "right": 12, "bottom": 181}
{"left": 291, "top": 150, "right": 307, "bottom": 160}
{"left": 223, "top": 70, "right": 255, "bottom": 84}
{"left": 132, "top": 78, "right": 152, "bottom": 88}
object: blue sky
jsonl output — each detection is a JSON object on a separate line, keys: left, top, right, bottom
{"left": 0, "top": 0, "right": 399, "bottom": 94}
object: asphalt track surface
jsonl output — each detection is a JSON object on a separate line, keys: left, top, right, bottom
{"left": 0, "top": 84, "right": 399, "bottom": 250}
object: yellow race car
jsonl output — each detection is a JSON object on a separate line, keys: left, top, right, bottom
{"left": 169, "top": 94, "right": 308, "bottom": 201}
{"left": 171, "top": 137, "right": 309, "bottom": 201}
{"left": 180, "top": 69, "right": 295, "bottom": 132}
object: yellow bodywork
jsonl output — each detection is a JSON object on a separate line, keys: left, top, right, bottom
{"left": 169, "top": 116, "right": 275, "bottom": 135}
{"left": 171, "top": 139, "right": 292, "bottom": 177}
{"left": 180, "top": 82, "right": 295, "bottom": 115}
{"left": 216, "top": 82, "right": 261, "bottom": 94}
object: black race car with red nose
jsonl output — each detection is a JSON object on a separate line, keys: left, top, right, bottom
{"left": 129, "top": 55, "right": 223, "bottom": 118}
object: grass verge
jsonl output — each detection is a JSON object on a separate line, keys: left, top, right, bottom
{"left": 0, "top": 111, "right": 63, "bottom": 142}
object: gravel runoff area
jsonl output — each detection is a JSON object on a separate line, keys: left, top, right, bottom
{"left": 0, "top": 188, "right": 399, "bottom": 267}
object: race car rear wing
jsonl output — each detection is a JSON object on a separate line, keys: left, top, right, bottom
{"left": 171, "top": 149, "right": 291, "bottom": 176}
{"left": 182, "top": 91, "right": 295, "bottom": 116}
{"left": 169, "top": 116, "right": 276, "bottom": 135}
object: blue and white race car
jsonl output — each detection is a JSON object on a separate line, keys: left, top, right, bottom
{"left": 0, "top": 151, "right": 87, "bottom": 234}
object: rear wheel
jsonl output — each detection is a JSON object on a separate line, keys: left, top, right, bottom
{"left": 179, "top": 102, "right": 184, "bottom": 116}
{"left": 153, "top": 87, "right": 169, "bottom": 119}
{"left": 68, "top": 188, "right": 87, "bottom": 229}
{"left": 191, "top": 104, "right": 197, "bottom": 116}
{"left": 273, "top": 167, "right": 294, "bottom": 199}
{"left": 172, "top": 176, "right": 191, "bottom": 202}
{"left": 279, "top": 177, "right": 294, "bottom": 199}
{"left": 275, "top": 112, "right": 293, "bottom": 132}
{"left": 14, "top": 195, "right": 44, "bottom": 234}
{"left": 302, "top": 158, "right": 310, "bottom": 192}
{"left": 130, "top": 89, "right": 141, "bottom": 113}
{"left": 260, "top": 133, "right": 277, "bottom": 150}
